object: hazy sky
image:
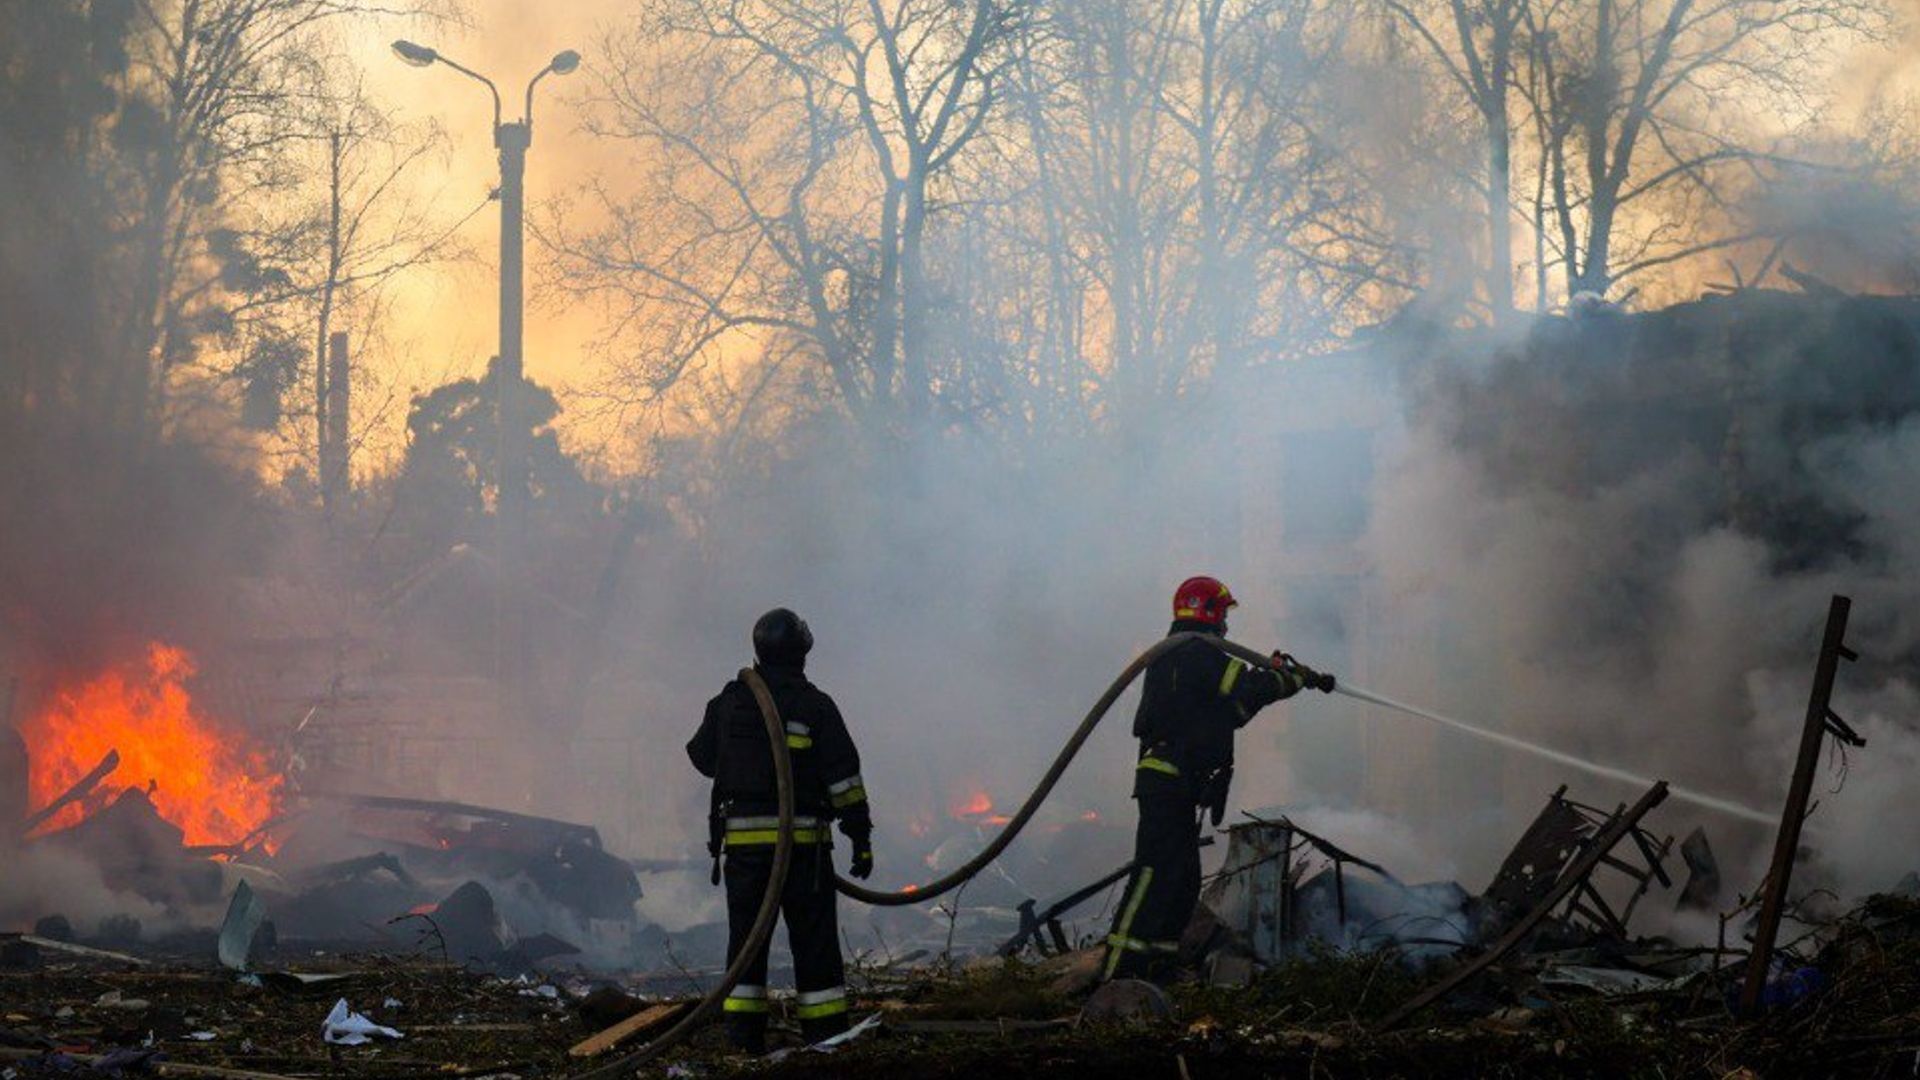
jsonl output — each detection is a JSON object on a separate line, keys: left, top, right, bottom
{"left": 336, "top": 0, "right": 1920, "bottom": 466}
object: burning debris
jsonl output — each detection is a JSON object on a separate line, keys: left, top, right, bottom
{"left": 0, "top": 648, "right": 646, "bottom": 978}
{"left": 1199, "top": 815, "right": 1468, "bottom": 969}
{"left": 0, "top": 503, "right": 1903, "bottom": 1080}
{"left": 5, "top": 777, "right": 1919, "bottom": 1080}
{"left": 21, "top": 644, "right": 281, "bottom": 845}
{"left": 7, "top": 781, "right": 647, "bottom": 970}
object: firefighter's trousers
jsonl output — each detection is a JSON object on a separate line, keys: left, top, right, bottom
{"left": 721, "top": 840, "right": 850, "bottom": 1052}
{"left": 1103, "top": 793, "right": 1202, "bottom": 981}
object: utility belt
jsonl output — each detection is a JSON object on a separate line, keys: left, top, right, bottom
{"left": 708, "top": 797, "right": 835, "bottom": 882}
{"left": 1136, "top": 747, "right": 1234, "bottom": 825}
{"left": 708, "top": 805, "right": 836, "bottom": 889}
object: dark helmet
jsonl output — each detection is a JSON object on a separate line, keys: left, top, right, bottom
{"left": 752, "top": 608, "right": 813, "bottom": 665}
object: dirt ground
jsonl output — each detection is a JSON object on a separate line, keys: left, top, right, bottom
{"left": 5, "top": 919, "right": 1920, "bottom": 1080}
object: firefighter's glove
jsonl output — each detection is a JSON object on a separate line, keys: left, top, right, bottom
{"left": 849, "top": 844, "right": 875, "bottom": 880}
{"left": 1276, "top": 652, "right": 1337, "bottom": 695}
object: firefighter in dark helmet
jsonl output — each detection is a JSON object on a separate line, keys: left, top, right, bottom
{"left": 1102, "top": 576, "right": 1335, "bottom": 982}
{"left": 687, "top": 608, "right": 874, "bottom": 1053}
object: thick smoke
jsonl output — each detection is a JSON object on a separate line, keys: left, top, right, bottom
{"left": 11, "top": 0, "right": 1920, "bottom": 961}
{"left": 1361, "top": 299, "right": 1920, "bottom": 899}
{"left": 528, "top": 296, "right": 1920, "bottom": 946}
{"left": 0, "top": 846, "right": 178, "bottom": 939}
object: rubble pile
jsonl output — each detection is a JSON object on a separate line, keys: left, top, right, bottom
{"left": 5, "top": 775, "right": 1917, "bottom": 1078}
{"left": 9, "top": 889, "right": 1920, "bottom": 1079}
{"left": 0, "top": 948, "right": 591, "bottom": 1078}
{"left": 5, "top": 777, "right": 654, "bottom": 976}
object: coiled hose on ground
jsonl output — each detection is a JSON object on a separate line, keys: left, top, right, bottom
{"left": 573, "top": 633, "right": 1284, "bottom": 1077}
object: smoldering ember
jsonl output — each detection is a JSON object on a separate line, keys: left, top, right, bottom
{"left": 8, "top": 4, "right": 1920, "bottom": 1080}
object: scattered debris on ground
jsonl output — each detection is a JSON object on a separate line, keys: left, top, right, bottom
{"left": 0, "top": 609, "right": 1902, "bottom": 1077}
{"left": 10, "top": 907, "right": 1920, "bottom": 1080}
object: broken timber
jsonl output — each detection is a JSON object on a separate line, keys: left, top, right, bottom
{"left": 568, "top": 1002, "right": 689, "bottom": 1058}
{"left": 890, "top": 1018, "right": 1073, "bottom": 1035}
{"left": 3, "top": 933, "right": 149, "bottom": 966}
{"left": 1739, "top": 594, "right": 1863, "bottom": 1016}
{"left": 999, "top": 861, "right": 1135, "bottom": 957}
{"left": 18, "top": 750, "right": 120, "bottom": 835}
{"left": 1245, "top": 811, "right": 1392, "bottom": 933}
{"left": 1376, "top": 780, "right": 1670, "bottom": 1031}
{"left": 299, "top": 791, "right": 605, "bottom": 848}
{"left": 1487, "top": 787, "right": 1674, "bottom": 939}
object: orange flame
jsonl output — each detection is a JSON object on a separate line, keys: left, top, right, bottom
{"left": 23, "top": 643, "right": 282, "bottom": 846}
{"left": 952, "top": 789, "right": 994, "bottom": 818}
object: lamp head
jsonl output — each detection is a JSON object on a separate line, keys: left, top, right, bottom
{"left": 549, "top": 49, "right": 581, "bottom": 75}
{"left": 391, "top": 40, "right": 438, "bottom": 68}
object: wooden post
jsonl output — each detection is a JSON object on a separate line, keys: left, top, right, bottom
{"left": 1738, "top": 595, "right": 1857, "bottom": 1016}
{"left": 320, "top": 330, "right": 351, "bottom": 516}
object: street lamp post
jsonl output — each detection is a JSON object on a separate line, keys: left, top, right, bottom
{"left": 393, "top": 41, "right": 580, "bottom": 725}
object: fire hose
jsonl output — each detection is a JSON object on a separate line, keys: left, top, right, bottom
{"left": 573, "top": 631, "right": 1221, "bottom": 1076}
{"left": 571, "top": 668, "right": 797, "bottom": 1080}
{"left": 576, "top": 633, "right": 1770, "bottom": 1075}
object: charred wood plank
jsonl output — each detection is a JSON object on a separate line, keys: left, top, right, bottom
{"left": 568, "top": 1002, "right": 689, "bottom": 1058}
{"left": 18, "top": 750, "right": 120, "bottom": 835}
{"left": 890, "top": 1018, "right": 1073, "bottom": 1035}
{"left": 299, "top": 791, "right": 602, "bottom": 847}
{"left": 4, "top": 934, "right": 147, "bottom": 966}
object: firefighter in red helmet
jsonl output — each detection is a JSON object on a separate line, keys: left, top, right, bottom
{"left": 1102, "top": 576, "right": 1335, "bottom": 982}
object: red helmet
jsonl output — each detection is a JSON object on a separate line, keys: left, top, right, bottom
{"left": 1173, "top": 576, "right": 1237, "bottom": 627}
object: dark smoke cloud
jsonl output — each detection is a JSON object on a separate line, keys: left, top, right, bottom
{"left": 1364, "top": 294, "right": 1920, "bottom": 898}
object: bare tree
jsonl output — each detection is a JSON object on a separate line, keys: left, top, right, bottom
{"left": 1381, "top": 0, "right": 1529, "bottom": 316}
{"left": 1521, "top": 0, "right": 1890, "bottom": 301}
{"left": 242, "top": 85, "right": 465, "bottom": 514}
{"left": 851, "top": 0, "right": 1019, "bottom": 420}
{"left": 111, "top": 0, "right": 441, "bottom": 442}
{"left": 554, "top": 0, "right": 1019, "bottom": 442}
{"left": 995, "top": 0, "right": 1385, "bottom": 434}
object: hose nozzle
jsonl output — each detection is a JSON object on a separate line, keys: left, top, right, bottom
{"left": 1273, "top": 652, "right": 1337, "bottom": 693}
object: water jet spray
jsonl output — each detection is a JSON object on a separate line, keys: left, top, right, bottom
{"left": 1328, "top": 681, "right": 1775, "bottom": 825}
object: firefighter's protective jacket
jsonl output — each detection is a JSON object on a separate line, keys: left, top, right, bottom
{"left": 1131, "top": 620, "right": 1305, "bottom": 805}
{"left": 687, "top": 663, "right": 871, "bottom": 849}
